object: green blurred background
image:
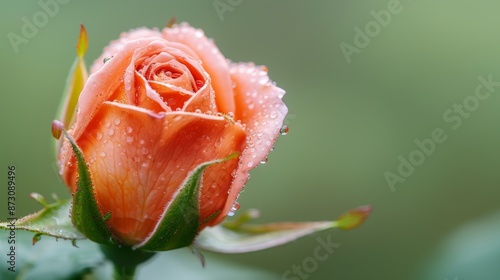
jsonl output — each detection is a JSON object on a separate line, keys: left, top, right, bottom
{"left": 1, "top": 0, "right": 500, "bottom": 279}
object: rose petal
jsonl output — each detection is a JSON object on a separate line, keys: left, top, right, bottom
{"left": 61, "top": 102, "right": 246, "bottom": 244}
{"left": 72, "top": 38, "right": 162, "bottom": 143}
{"left": 209, "top": 63, "right": 288, "bottom": 226}
{"left": 162, "top": 23, "right": 236, "bottom": 113}
{"left": 134, "top": 71, "right": 171, "bottom": 113}
{"left": 183, "top": 77, "right": 217, "bottom": 114}
{"left": 90, "top": 28, "right": 162, "bottom": 74}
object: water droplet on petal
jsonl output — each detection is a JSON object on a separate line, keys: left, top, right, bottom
{"left": 141, "top": 147, "right": 149, "bottom": 155}
{"left": 258, "top": 76, "right": 269, "bottom": 85}
{"left": 107, "top": 128, "right": 114, "bottom": 136}
{"left": 126, "top": 126, "right": 133, "bottom": 133}
{"left": 227, "top": 201, "right": 240, "bottom": 217}
{"left": 195, "top": 80, "right": 203, "bottom": 89}
{"left": 260, "top": 157, "right": 268, "bottom": 164}
{"left": 114, "top": 118, "right": 121, "bottom": 125}
{"left": 280, "top": 125, "right": 289, "bottom": 135}
{"left": 100, "top": 152, "right": 106, "bottom": 157}
{"left": 278, "top": 90, "right": 285, "bottom": 98}
{"left": 126, "top": 136, "right": 134, "bottom": 143}
{"left": 96, "top": 132, "right": 103, "bottom": 140}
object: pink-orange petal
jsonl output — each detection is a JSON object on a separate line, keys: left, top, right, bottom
{"left": 162, "top": 23, "right": 236, "bottom": 114}
{"left": 71, "top": 38, "right": 162, "bottom": 142}
{"left": 209, "top": 63, "right": 288, "bottom": 226}
{"left": 90, "top": 28, "right": 162, "bottom": 74}
{"left": 63, "top": 102, "right": 246, "bottom": 244}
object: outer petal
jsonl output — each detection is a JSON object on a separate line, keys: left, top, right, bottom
{"left": 162, "top": 23, "right": 236, "bottom": 114}
{"left": 61, "top": 102, "right": 246, "bottom": 244}
{"left": 90, "top": 28, "right": 162, "bottom": 74}
{"left": 209, "top": 63, "right": 288, "bottom": 226}
{"left": 71, "top": 38, "right": 161, "bottom": 143}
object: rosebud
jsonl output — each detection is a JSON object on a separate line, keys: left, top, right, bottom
{"left": 55, "top": 23, "right": 287, "bottom": 250}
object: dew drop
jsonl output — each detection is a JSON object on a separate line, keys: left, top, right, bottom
{"left": 99, "top": 152, "right": 106, "bottom": 157}
{"left": 194, "top": 29, "right": 204, "bottom": 38}
{"left": 140, "top": 139, "right": 145, "bottom": 145}
{"left": 126, "top": 126, "right": 133, "bottom": 133}
{"left": 141, "top": 147, "right": 149, "bottom": 155}
{"left": 107, "top": 128, "right": 115, "bottom": 136}
{"left": 114, "top": 118, "right": 121, "bottom": 125}
{"left": 96, "top": 132, "right": 103, "bottom": 140}
{"left": 227, "top": 201, "right": 240, "bottom": 217}
{"left": 280, "top": 125, "right": 289, "bottom": 135}
{"left": 258, "top": 76, "right": 269, "bottom": 85}
{"left": 126, "top": 136, "right": 134, "bottom": 143}
{"left": 278, "top": 90, "right": 285, "bottom": 98}
{"left": 260, "top": 157, "right": 268, "bottom": 164}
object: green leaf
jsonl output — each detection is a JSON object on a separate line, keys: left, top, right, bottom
{"left": 136, "top": 154, "right": 238, "bottom": 251}
{"left": 194, "top": 206, "right": 372, "bottom": 254}
{"left": 0, "top": 230, "right": 105, "bottom": 280}
{"left": 0, "top": 194, "right": 84, "bottom": 240}
{"left": 64, "top": 131, "right": 116, "bottom": 246}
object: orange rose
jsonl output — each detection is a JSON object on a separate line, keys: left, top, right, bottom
{"left": 57, "top": 23, "right": 287, "bottom": 247}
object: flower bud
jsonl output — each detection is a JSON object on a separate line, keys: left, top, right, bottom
{"left": 56, "top": 23, "right": 287, "bottom": 250}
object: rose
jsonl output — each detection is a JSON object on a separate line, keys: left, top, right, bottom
{"left": 57, "top": 23, "right": 287, "bottom": 247}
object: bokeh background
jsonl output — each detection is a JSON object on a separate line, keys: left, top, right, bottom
{"left": 1, "top": 0, "right": 500, "bottom": 279}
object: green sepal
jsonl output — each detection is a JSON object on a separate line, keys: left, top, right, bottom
{"left": 57, "top": 24, "right": 88, "bottom": 130}
{"left": 64, "top": 131, "right": 117, "bottom": 246}
{"left": 0, "top": 193, "right": 84, "bottom": 241}
{"left": 136, "top": 153, "right": 238, "bottom": 251}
